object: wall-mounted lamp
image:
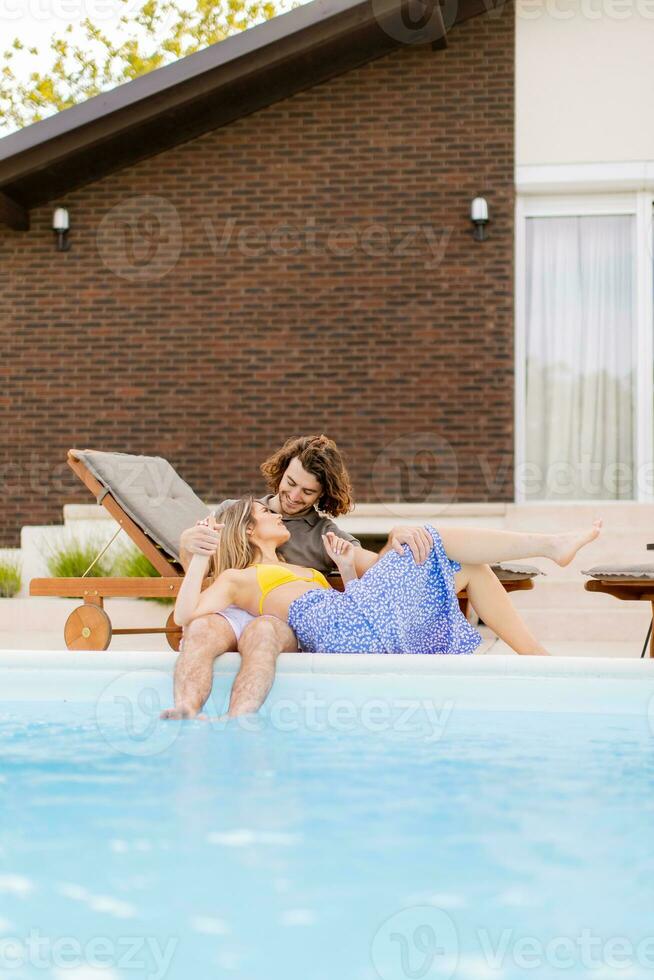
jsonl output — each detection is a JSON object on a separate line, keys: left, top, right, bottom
{"left": 470, "top": 196, "right": 489, "bottom": 242}
{"left": 52, "top": 207, "right": 70, "bottom": 251}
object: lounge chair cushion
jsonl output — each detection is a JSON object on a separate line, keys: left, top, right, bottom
{"left": 582, "top": 564, "right": 654, "bottom": 580}
{"left": 71, "top": 449, "right": 208, "bottom": 562}
{"left": 490, "top": 562, "right": 544, "bottom": 582}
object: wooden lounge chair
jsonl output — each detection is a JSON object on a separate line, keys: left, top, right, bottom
{"left": 30, "top": 449, "right": 542, "bottom": 651}
{"left": 583, "top": 560, "right": 654, "bottom": 658}
{"left": 30, "top": 449, "right": 213, "bottom": 651}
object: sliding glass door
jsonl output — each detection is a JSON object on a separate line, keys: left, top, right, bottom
{"left": 523, "top": 214, "right": 637, "bottom": 500}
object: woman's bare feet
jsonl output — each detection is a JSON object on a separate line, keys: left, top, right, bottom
{"left": 550, "top": 519, "right": 603, "bottom": 567}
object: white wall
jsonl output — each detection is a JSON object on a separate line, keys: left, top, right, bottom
{"left": 516, "top": 0, "right": 654, "bottom": 166}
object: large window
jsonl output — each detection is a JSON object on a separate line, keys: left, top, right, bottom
{"left": 516, "top": 191, "right": 654, "bottom": 502}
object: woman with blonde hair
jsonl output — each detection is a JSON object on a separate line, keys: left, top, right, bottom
{"left": 175, "top": 496, "right": 602, "bottom": 662}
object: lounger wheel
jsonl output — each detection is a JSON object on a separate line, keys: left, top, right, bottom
{"left": 64, "top": 605, "right": 112, "bottom": 651}
{"left": 166, "top": 611, "right": 183, "bottom": 652}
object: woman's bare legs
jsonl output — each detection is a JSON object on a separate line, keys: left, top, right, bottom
{"left": 438, "top": 520, "right": 602, "bottom": 568}
{"left": 454, "top": 563, "right": 550, "bottom": 656}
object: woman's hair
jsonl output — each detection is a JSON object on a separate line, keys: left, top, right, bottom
{"left": 214, "top": 496, "right": 285, "bottom": 575}
{"left": 260, "top": 434, "right": 354, "bottom": 517}
{"left": 214, "top": 496, "right": 257, "bottom": 575}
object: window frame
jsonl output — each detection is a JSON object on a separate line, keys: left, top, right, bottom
{"left": 515, "top": 185, "right": 654, "bottom": 503}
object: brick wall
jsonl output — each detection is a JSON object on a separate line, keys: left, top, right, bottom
{"left": 0, "top": 5, "right": 514, "bottom": 545}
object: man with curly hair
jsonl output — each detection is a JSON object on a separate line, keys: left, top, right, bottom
{"left": 162, "top": 434, "right": 434, "bottom": 720}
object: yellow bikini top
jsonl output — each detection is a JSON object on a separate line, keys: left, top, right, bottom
{"left": 254, "top": 563, "right": 330, "bottom": 614}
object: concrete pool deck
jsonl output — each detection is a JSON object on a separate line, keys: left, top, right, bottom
{"left": 0, "top": 646, "right": 652, "bottom": 675}
{"left": 0, "top": 629, "right": 645, "bottom": 659}
{"left": 0, "top": 595, "right": 650, "bottom": 661}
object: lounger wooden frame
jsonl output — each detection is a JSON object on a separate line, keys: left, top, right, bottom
{"left": 30, "top": 450, "right": 193, "bottom": 650}
{"left": 30, "top": 449, "right": 535, "bottom": 651}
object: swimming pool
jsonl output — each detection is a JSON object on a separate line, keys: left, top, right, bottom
{"left": 1, "top": 652, "right": 653, "bottom": 980}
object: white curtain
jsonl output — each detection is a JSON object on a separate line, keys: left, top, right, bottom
{"left": 524, "top": 214, "right": 636, "bottom": 500}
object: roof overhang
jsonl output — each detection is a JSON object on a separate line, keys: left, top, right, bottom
{"left": 0, "top": 0, "right": 501, "bottom": 229}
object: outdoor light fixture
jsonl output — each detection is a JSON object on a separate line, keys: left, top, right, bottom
{"left": 52, "top": 207, "right": 70, "bottom": 251}
{"left": 470, "top": 196, "right": 489, "bottom": 241}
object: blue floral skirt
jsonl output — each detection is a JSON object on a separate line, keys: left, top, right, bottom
{"left": 287, "top": 524, "right": 482, "bottom": 655}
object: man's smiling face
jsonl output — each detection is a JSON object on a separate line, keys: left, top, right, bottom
{"left": 277, "top": 456, "right": 322, "bottom": 516}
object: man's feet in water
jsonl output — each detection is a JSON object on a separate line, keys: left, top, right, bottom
{"left": 160, "top": 705, "right": 207, "bottom": 720}
{"left": 550, "top": 519, "right": 603, "bottom": 567}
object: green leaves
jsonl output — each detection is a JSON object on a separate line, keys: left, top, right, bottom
{"left": 0, "top": 557, "right": 21, "bottom": 598}
{"left": 0, "top": 0, "right": 294, "bottom": 134}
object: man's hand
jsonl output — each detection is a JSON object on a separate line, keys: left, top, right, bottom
{"left": 382, "top": 525, "right": 434, "bottom": 565}
{"left": 180, "top": 514, "right": 223, "bottom": 560}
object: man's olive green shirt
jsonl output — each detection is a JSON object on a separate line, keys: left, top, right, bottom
{"left": 214, "top": 494, "right": 360, "bottom": 574}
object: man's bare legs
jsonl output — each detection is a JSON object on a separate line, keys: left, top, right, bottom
{"left": 161, "top": 615, "right": 298, "bottom": 720}
{"left": 226, "top": 617, "right": 298, "bottom": 718}
{"left": 439, "top": 520, "right": 602, "bottom": 568}
{"left": 161, "top": 615, "right": 236, "bottom": 719}
{"left": 454, "top": 563, "right": 549, "bottom": 655}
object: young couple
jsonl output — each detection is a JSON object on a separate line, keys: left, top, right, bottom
{"left": 161, "top": 434, "right": 602, "bottom": 721}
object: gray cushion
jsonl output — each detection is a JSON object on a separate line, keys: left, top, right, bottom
{"left": 71, "top": 449, "right": 209, "bottom": 563}
{"left": 491, "top": 562, "right": 544, "bottom": 581}
{"left": 582, "top": 564, "right": 654, "bottom": 580}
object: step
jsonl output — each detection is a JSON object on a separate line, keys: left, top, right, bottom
{"left": 63, "top": 505, "right": 114, "bottom": 524}
{"left": 0, "top": 597, "right": 171, "bottom": 633}
{"left": 508, "top": 605, "right": 651, "bottom": 643}
{"left": 489, "top": 639, "right": 641, "bottom": 659}
{"left": 20, "top": 522, "right": 125, "bottom": 598}
{"left": 506, "top": 500, "right": 654, "bottom": 530}
{"left": 0, "top": 630, "right": 172, "bottom": 652}
{"left": 511, "top": 578, "right": 651, "bottom": 611}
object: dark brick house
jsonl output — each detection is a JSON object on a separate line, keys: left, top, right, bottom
{"left": 0, "top": 0, "right": 514, "bottom": 546}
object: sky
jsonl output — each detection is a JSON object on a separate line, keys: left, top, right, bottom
{"left": 4, "top": 0, "right": 146, "bottom": 59}
{"left": 0, "top": 0, "right": 300, "bottom": 135}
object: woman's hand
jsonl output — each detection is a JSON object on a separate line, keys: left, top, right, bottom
{"left": 322, "top": 532, "right": 358, "bottom": 583}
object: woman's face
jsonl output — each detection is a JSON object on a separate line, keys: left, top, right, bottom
{"left": 249, "top": 501, "right": 290, "bottom": 546}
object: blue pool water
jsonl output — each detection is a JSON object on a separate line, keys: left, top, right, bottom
{"left": 1, "top": 670, "right": 653, "bottom": 979}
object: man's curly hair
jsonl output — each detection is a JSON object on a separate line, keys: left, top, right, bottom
{"left": 260, "top": 434, "right": 354, "bottom": 517}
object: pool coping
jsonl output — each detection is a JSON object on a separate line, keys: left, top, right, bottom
{"left": 0, "top": 649, "right": 651, "bottom": 680}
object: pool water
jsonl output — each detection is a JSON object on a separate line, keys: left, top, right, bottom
{"left": 1, "top": 670, "right": 653, "bottom": 980}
